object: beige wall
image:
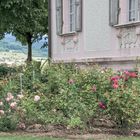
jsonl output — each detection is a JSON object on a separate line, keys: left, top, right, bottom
{"left": 51, "top": 0, "right": 140, "bottom": 69}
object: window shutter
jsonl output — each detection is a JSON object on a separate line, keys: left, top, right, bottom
{"left": 109, "top": 0, "right": 119, "bottom": 26}
{"left": 75, "top": 0, "right": 82, "bottom": 31}
{"left": 56, "top": 0, "right": 63, "bottom": 35}
{"left": 138, "top": 0, "right": 140, "bottom": 20}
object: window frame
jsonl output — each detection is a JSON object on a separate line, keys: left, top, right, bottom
{"left": 128, "top": 0, "right": 140, "bottom": 22}
{"left": 114, "top": 0, "right": 140, "bottom": 28}
{"left": 56, "top": 0, "right": 82, "bottom": 36}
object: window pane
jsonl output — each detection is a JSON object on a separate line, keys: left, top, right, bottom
{"left": 129, "top": 0, "right": 137, "bottom": 21}
{"left": 69, "top": 0, "right": 75, "bottom": 32}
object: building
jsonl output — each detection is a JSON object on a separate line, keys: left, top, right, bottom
{"left": 48, "top": 0, "right": 140, "bottom": 69}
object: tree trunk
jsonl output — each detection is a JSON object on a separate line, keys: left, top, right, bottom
{"left": 27, "top": 42, "right": 32, "bottom": 62}
{"left": 26, "top": 33, "right": 33, "bottom": 62}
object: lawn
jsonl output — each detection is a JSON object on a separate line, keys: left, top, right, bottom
{"left": 0, "top": 136, "right": 63, "bottom": 140}
{"left": 1, "top": 135, "right": 140, "bottom": 140}
{"left": 112, "top": 137, "right": 140, "bottom": 140}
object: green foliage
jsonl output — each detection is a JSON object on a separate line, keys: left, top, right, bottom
{"left": 1, "top": 63, "right": 140, "bottom": 131}
{"left": 67, "top": 117, "right": 83, "bottom": 128}
{"left": 106, "top": 72, "right": 140, "bottom": 128}
{"left": 37, "top": 64, "right": 140, "bottom": 129}
{"left": 35, "top": 64, "right": 111, "bottom": 127}
{"left": 0, "top": 65, "right": 17, "bottom": 78}
{"left": 107, "top": 88, "right": 140, "bottom": 128}
{"left": 0, "top": 115, "right": 18, "bottom": 131}
{"left": 20, "top": 95, "right": 48, "bottom": 124}
{"left": 0, "top": 136, "right": 63, "bottom": 140}
{"left": 0, "top": 0, "right": 48, "bottom": 61}
{"left": 0, "top": 92, "right": 20, "bottom": 131}
{"left": 0, "top": 0, "right": 48, "bottom": 39}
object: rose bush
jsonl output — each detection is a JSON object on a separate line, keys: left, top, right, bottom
{"left": 105, "top": 71, "right": 140, "bottom": 128}
{"left": 0, "top": 92, "right": 21, "bottom": 131}
{"left": 0, "top": 63, "right": 140, "bottom": 130}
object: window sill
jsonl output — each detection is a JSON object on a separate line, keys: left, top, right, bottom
{"left": 114, "top": 21, "right": 140, "bottom": 28}
{"left": 59, "top": 32, "right": 77, "bottom": 37}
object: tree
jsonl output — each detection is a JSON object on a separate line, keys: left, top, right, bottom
{"left": 0, "top": 0, "right": 48, "bottom": 62}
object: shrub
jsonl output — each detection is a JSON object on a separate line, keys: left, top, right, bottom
{"left": 0, "top": 65, "right": 17, "bottom": 78}
{"left": 33, "top": 64, "right": 113, "bottom": 128}
{"left": 20, "top": 94, "right": 49, "bottom": 125}
{"left": 0, "top": 92, "right": 22, "bottom": 131}
{"left": 106, "top": 71, "right": 140, "bottom": 128}
{"left": 1, "top": 63, "right": 140, "bottom": 130}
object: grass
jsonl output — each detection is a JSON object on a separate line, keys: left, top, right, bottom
{"left": 112, "top": 137, "right": 140, "bottom": 140}
{"left": 0, "top": 136, "right": 64, "bottom": 140}
{"left": 0, "top": 135, "right": 140, "bottom": 140}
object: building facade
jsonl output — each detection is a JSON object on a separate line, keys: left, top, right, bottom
{"left": 48, "top": 0, "right": 140, "bottom": 69}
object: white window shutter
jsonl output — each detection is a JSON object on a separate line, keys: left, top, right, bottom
{"left": 56, "top": 0, "right": 63, "bottom": 35}
{"left": 75, "top": 0, "right": 82, "bottom": 31}
{"left": 109, "top": 0, "right": 119, "bottom": 26}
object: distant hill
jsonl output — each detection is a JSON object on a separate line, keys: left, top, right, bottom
{"left": 0, "top": 34, "right": 48, "bottom": 58}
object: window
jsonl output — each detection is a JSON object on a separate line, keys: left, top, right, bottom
{"left": 129, "top": 0, "right": 140, "bottom": 21}
{"left": 69, "top": 0, "right": 76, "bottom": 32}
{"left": 109, "top": 0, "right": 120, "bottom": 26}
{"left": 56, "top": 0, "right": 82, "bottom": 35}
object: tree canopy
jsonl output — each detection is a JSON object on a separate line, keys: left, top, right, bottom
{"left": 0, "top": 0, "right": 48, "bottom": 61}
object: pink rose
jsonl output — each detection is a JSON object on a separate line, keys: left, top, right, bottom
{"left": 0, "top": 102, "right": 3, "bottom": 106}
{"left": 112, "top": 83, "right": 119, "bottom": 89}
{"left": 6, "top": 97, "right": 11, "bottom": 102}
{"left": 124, "top": 71, "right": 130, "bottom": 75}
{"left": 0, "top": 110, "right": 4, "bottom": 115}
{"left": 10, "top": 102, "right": 17, "bottom": 109}
{"left": 6, "top": 92, "right": 14, "bottom": 102}
{"left": 34, "top": 95, "right": 40, "bottom": 102}
{"left": 7, "top": 92, "right": 14, "bottom": 98}
{"left": 68, "top": 79, "right": 74, "bottom": 84}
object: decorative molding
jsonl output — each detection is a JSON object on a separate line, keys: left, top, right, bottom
{"left": 117, "top": 26, "right": 140, "bottom": 48}
{"left": 59, "top": 33, "right": 79, "bottom": 52}
{"left": 60, "top": 34, "right": 79, "bottom": 45}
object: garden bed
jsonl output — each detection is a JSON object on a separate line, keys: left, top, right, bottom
{"left": 23, "top": 123, "right": 140, "bottom": 137}
{"left": 0, "top": 62, "right": 140, "bottom": 139}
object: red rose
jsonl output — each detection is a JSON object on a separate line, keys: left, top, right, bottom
{"left": 111, "top": 76, "right": 120, "bottom": 81}
{"left": 113, "top": 79, "right": 119, "bottom": 84}
{"left": 99, "top": 102, "right": 106, "bottom": 110}
{"left": 129, "top": 72, "right": 137, "bottom": 78}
